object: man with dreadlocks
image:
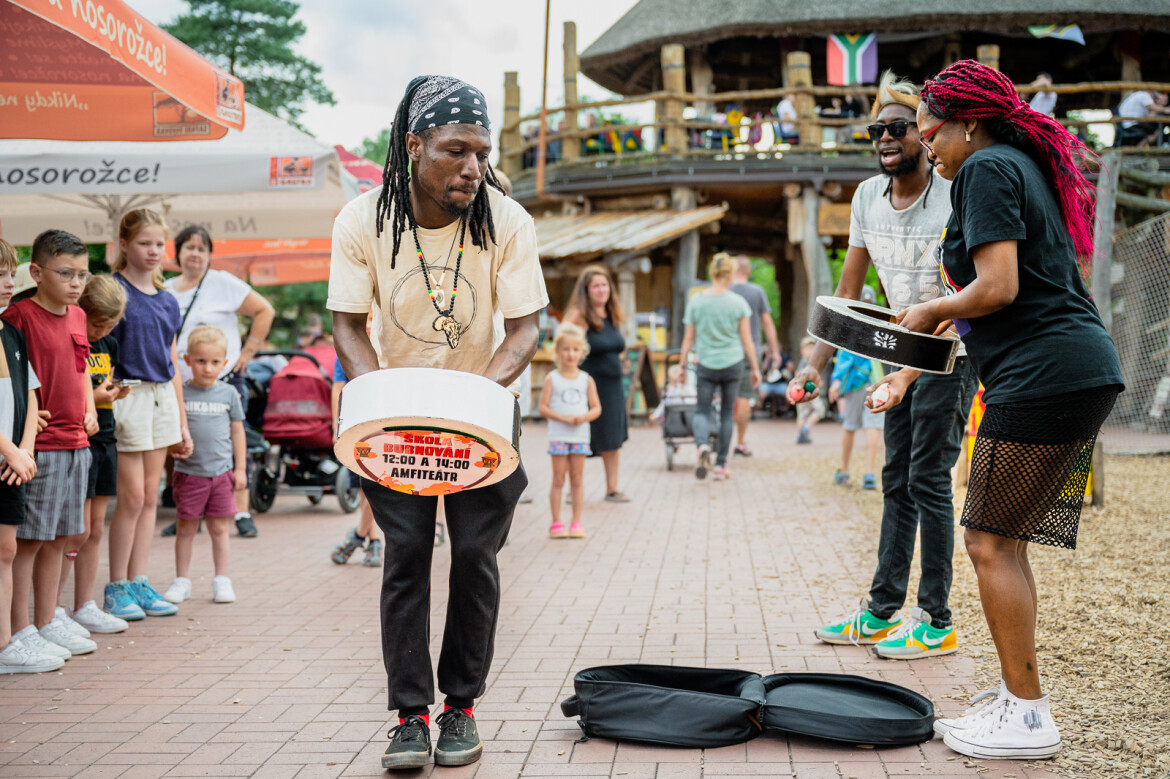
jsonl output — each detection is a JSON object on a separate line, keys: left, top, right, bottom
{"left": 794, "top": 70, "right": 977, "bottom": 660}
{"left": 327, "top": 75, "right": 547, "bottom": 771}
{"left": 895, "top": 59, "right": 1121, "bottom": 761}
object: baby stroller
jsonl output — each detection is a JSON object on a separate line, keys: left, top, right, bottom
{"left": 246, "top": 349, "right": 361, "bottom": 514}
{"left": 657, "top": 351, "right": 716, "bottom": 470}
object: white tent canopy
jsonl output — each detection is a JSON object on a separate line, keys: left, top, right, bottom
{"left": 0, "top": 103, "right": 359, "bottom": 245}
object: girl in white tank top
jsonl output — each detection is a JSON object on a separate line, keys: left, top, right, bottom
{"left": 538, "top": 325, "right": 601, "bottom": 539}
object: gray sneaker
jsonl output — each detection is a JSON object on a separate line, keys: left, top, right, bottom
{"left": 434, "top": 708, "right": 482, "bottom": 767}
{"left": 381, "top": 715, "right": 432, "bottom": 770}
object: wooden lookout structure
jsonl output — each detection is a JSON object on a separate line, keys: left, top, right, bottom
{"left": 500, "top": 1, "right": 1170, "bottom": 354}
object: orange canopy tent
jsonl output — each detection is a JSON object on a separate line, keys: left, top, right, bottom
{"left": 0, "top": 0, "right": 244, "bottom": 141}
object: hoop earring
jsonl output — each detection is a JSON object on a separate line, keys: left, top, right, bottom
{"left": 965, "top": 129, "right": 972, "bottom": 142}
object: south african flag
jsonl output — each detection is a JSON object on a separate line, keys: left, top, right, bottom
{"left": 827, "top": 34, "right": 878, "bottom": 86}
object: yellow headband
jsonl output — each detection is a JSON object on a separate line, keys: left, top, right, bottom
{"left": 872, "top": 89, "right": 921, "bottom": 119}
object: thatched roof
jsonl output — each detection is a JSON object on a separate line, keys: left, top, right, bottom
{"left": 581, "top": 0, "right": 1170, "bottom": 93}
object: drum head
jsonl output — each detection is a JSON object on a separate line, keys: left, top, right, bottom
{"left": 808, "top": 295, "right": 959, "bottom": 374}
{"left": 760, "top": 673, "right": 934, "bottom": 746}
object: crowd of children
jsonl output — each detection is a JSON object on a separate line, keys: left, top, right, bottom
{"left": 0, "top": 208, "right": 248, "bottom": 675}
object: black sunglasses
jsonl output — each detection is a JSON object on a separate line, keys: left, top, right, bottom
{"left": 866, "top": 120, "right": 918, "bottom": 142}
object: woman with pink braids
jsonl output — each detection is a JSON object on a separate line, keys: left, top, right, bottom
{"left": 892, "top": 60, "right": 1122, "bottom": 760}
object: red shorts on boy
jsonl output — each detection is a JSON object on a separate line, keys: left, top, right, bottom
{"left": 173, "top": 471, "right": 236, "bottom": 521}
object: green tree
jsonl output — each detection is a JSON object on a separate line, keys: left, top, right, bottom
{"left": 353, "top": 128, "right": 391, "bottom": 166}
{"left": 164, "top": 0, "right": 335, "bottom": 130}
{"left": 258, "top": 281, "right": 331, "bottom": 347}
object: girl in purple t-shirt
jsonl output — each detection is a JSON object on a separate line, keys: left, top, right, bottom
{"left": 105, "top": 209, "right": 193, "bottom": 621}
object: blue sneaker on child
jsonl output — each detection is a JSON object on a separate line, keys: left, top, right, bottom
{"left": 104, "top": 580, "right": 146, "bottom": 621}
{"left": 129, "top": 576, "right": 178, "bottom": 616}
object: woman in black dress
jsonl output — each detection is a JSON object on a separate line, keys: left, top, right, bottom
{"left": 893, "top": 60, "right": 1122, "bottom": 761}
{"left": 564, "top": 266, "right": 629, "bottom": 502}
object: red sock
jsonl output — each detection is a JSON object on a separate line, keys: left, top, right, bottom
{"left": 400, "top": 714, "right": 429, "bottom": 726}
{"left": 444, "top": 704, "right": 474, "bottom": 718}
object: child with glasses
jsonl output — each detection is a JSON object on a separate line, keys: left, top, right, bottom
{"left": 2, "top": 230, "right": 101, "bottom": 662}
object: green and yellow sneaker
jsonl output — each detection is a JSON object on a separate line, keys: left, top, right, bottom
{"left": 814, "top": 601, "right": 902, "bottom": 645}
{"left": 875, "top": 607, "right": 958, "bottom": 660}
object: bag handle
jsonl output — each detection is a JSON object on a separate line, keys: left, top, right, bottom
{"left": 560, "top": 695, "right": 581, "bottom": 718}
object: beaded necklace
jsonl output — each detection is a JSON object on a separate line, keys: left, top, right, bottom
{"left": 412, "top": 217, "right": 467, "bottom": 348}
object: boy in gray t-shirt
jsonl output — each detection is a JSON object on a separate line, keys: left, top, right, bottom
{"left": 167, "top": 326, "right": 245, "bottom": 606}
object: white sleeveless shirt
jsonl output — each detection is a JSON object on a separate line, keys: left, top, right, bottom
{"left": 546, "top": 370, "right": 591, "bottom": 444}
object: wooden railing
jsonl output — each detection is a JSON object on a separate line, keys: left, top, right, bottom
{"left": 498, "top": 73, "right": 1170, "bottom": 177}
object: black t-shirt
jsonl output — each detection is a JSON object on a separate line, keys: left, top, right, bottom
{"left": 940, "top": 144, "right": 1122, "bottom": 404}
{"left": 87, "top": 335, "right": 119, "bottom": 443}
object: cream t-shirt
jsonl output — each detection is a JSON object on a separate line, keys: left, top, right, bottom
{"left": 327, "top": 185, "right": 548, "bottom": 374}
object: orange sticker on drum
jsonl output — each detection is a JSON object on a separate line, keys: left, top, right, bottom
{"left": 356, "top": 428, "right": 499, "bottom": 496}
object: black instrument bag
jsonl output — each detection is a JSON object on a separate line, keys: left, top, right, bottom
{"left": 560, "top": 664, "right": 935, "bottom": 748}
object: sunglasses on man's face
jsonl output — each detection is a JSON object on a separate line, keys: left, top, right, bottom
{"left": 866, "top": 120, "right": 917, "bottom": 142}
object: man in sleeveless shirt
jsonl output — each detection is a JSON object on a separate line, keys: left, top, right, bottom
{"left": 793, "top": 70, "right": 978, "bottom": 660}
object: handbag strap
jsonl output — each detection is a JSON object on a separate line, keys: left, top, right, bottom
{"left": 177, "top": 270, "right": 209, "bottom": 334}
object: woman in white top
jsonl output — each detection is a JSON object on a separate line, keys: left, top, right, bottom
{"left": 164, "top": 226, "right": 275, "bottom": 536}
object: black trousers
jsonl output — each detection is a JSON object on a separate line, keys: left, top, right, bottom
{"left": 362, "top": 462, "right": 527, "bottom": 714}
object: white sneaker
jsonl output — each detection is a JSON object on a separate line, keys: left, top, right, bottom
{"left": 934, "top": 681, "right": 1006, "bottom": 736}
{"left": 54, "top": 606, "right": 92, "bottom": 638}
{"left": 212, "top": 576, "right": 235, "bottom": 603}
{"left": 0, "top": 640, "right": 65, "bottom": 674}
{"left": 164, "top": 577, "right": 192, "bottom": 604}
{"left": 12, "top": 624, "right": 70, "bottom": 660}
{"left": 70, "top": 601, "right": 128, "bottom": 634}
{"left": 40, "top": 619, "right": 98, "bottom": 655}
{"left": 943, "top": 691, "right": 1062, "bottom": 760}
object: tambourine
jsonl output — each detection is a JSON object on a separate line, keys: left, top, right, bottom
{"left": 807, "top": 296, "right": 959, "bottom": 374}
{"left": 335, "top": 367, "right": 520, "bottom": 496}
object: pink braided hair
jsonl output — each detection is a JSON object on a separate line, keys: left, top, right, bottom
{"left": 921, "top": 60, "right": 1099, "bottom": 265}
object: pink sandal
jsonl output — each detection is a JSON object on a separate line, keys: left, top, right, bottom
{"left": 569, "top": 521, "right": 586, "bottom": 538}
{"left": 549, "top": 521, "right": 569, "bottom": 538}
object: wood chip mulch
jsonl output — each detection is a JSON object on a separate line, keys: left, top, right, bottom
{"left": 801, "top": 451, "right": 1170, "bottom": 778}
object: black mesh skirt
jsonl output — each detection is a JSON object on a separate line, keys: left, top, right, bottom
{"left": 961, "top": 385, "right": 1120, "bottom": 549}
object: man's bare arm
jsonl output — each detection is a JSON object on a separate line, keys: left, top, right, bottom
{"left": 483, "top": 312, "right": 540, "bottom": 387}
{"left": 333, "top": 310, "right": 380, "bottom": 379}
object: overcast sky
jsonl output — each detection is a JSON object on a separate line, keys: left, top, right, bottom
{"left": 133, "top": 0, "right": 642, "bottom": 152}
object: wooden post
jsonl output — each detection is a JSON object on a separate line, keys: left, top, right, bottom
{"left": 671, "top": 186, "right": 698, "bottom": 348}
{"left": 785, "top": 52, "right": 816, "bottom": 146}
{"left": 616, "top": 265, "right": 638, "bottom": 344}
{"left": 1090, "top": 441, "right": 1106, "bottom": 507}
{"left": 501, "top": 71, "right": 521, "bottom": 177}
{"left": 691, "top": 49, "right": 715, "bottom": 119}
{"left": 660, "top": 44, "right": 687, "bottom": 155}
{"left": 562, "top": 21, "right": 580, "bottom": 163}
{"left": 943, "top": 34, "right": 962, "bottom": 67}
{"left": 1120, "top": 31, "right": 1141, "bottom": 87}
{"left": 976, "top": 44, "right": 1000, "bottom": 71}
{"left": 1092, "top": 148, "right": 1120, "bottom": 334}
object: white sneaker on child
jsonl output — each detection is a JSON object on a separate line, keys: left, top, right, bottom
{"left": 54, "top": 606, "right": 92, "bottom": 638}
{"left": 212, "top": 576, "right": 235, "bottom": 603}
{"left": 164, "top": 577, "right": 192, "bottom": 604}
{"left": 40, "top": 620, "right": 97, "bottom": 655}
{"left": 0, "top": 640, "right": 64, "bottom": 674}
{"left": 70, "top": 601, "right": 128, "bottom": 634}
{"left": 943, "top": 690, "right": 1062, "bottom": 760}
{"left": 13, "top": 625, "right": 70, "bottom": 660}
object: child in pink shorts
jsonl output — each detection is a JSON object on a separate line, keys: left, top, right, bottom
{"left": 163, "top": 326, "right": 245, "bottom": 605}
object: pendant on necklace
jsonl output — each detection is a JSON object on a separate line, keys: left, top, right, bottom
{"left": 433, "top": 314, "right": 462, "bottom": 349}
{"left": 432, "top": 288, "right": 446, "bottom": 309}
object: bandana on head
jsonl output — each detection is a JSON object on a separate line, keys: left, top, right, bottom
{"left": 408, "top": 76, "right": 490, "bottom": 134}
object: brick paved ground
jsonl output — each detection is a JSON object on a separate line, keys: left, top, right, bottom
{"left": 0, "top": 418, "right": 1057, "bottom": 779}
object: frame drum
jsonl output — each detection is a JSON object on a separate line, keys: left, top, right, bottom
{"left": 808, "top": 296, "right": 959, "bottom": 374}
{"left": 335, "top": 367, "right": 520, "bottom": 496}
